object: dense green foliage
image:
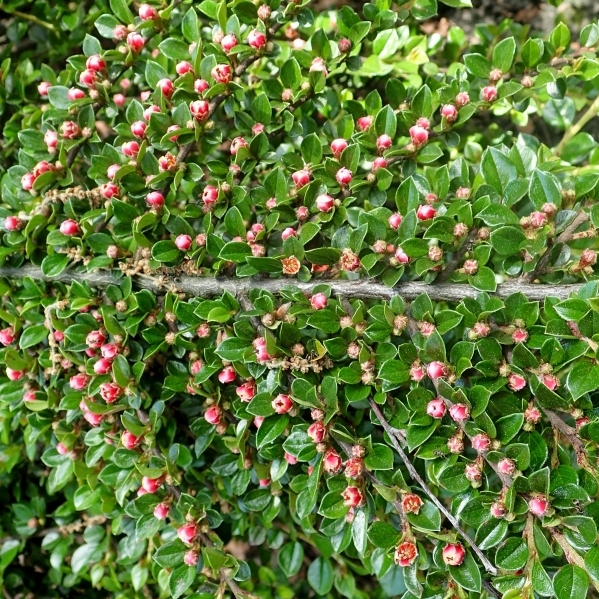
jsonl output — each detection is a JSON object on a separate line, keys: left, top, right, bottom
{"left": 1, "top": 1, "right": 599, "bottom": 599}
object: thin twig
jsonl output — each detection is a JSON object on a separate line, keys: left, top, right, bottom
{"left": 524, "top": 210, "right": 589, "bottom": 282}
{"left": 0, "top": 265, "right": 586, "bottom": 301}
{"left": 435, "top": 227, "right": 478, "bottom": 284}
{"left": 368, "top": 399, "right": 499, "bottom": 576}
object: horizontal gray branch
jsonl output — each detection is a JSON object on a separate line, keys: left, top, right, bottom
{"left": 0, "top": 265, "right": 584, "bottom": 301}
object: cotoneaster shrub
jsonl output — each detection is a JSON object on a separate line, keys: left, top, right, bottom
{"left": 1, "top": 1, "right": 599, "bottom": 598}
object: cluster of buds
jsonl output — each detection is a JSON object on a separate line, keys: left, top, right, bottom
{"left": 21, "top": 160, "right": 57, "bottom": 191}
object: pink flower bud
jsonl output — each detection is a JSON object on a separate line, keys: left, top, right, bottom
{"left": 281, "top": 227, "right": 296, "bottom": 240}
{"left": 481, "top": 86, "right": 498, "bottom": 103}
{"left": 394, "top": 542, "right": 418, "bottom": 567}
{"left": 0, "top": 327, "right": 15, "bottom": 345}
{"left": 323, "top": 449, "right": 343, "bottom": 474}
{"left": 442, "top": 543, "right": 465, "bottom": 566}
{"left": 38, "top": 81, "right": 51, "bottom": 96}
{"left": 86, "top": 55, "right": 106, "bottom": 72}
{"left": 145, "top": 191, "right": 164, "bottom": 208}
{"left": 205, "top": 405, "right": 222, "bottom": 425}
{"left": 330, "top": 138, "right": 347, "bottom": 158}
{"left": 356, "top": 116, "right": 373, "bottom": 131}
{"left": 221, "top": 34, "right": 238, "bottom": 52}
{"left": 254, "top": 416, "right": 265, "bottom": 428}
{"left": 415, "top": 117, "right": 430, "bottom": 130}
{"left": 372, "top": 156, "right": 387, "bottom": 171}
{"left": 472, "top": 434, "right": 491, "bottom": 452}
{"left": 401, "top": 493, "right": 423, "bottom": 514}
{"left": 194, "top": 79, "right": 209, "bottom": 94}
{"left": 114, "top": 93, "right": 125, "bottom": 105}
{"left": 4, "top": 217, "right": 23, "bottom": 232}
{"left": 211, "top": 64, "right": 232, "bottom": 84}
{"left": 376, "top": 134, "right": 392, "bottom": 151}
{"left": 94, "top": 358, "right": 112, "bottom": 375}
{"left": 336, "top": 167, "right": 352, "bottom": 185}
{"left": 6, "top": 367, "right": 24, "bottom": 381}
{"left": 529, "top": 496, "right": 549, "bottom": 517}
{"left": 344, "top": 457, "right": 364, "bottom": 479}
{"left": 296, "top": 206, "right": 309, "bottom": 220}
{"left": 512, "top": 328, "right": 528, "bottom": 343}
{"left": 284, "top": 452, "right": 297, "bottom": 465}
{"left": 143, "top": 105, "right": 161, "bottom": 121}
{"left": 316, "top": 194, "right": 334, "bottom": 212}
{"left": 44, "top": 129, "right": 58, "bottom": 149}
{"left": 175, "top": 234, "right": 192, "bottom": 251}
{"left": 236, "top": 381, "right": 256, "bottom": 402}
{"left": 100, "top": 382, "right": 122, "bottom": 403}
{"left": 307, "top": 421, "right": 327, "bottom": 443}
{"left": 122, "top": 140, "right": 139, "bottom": 157}
{"left": 154, "top": 503, "right": 170, "bottom": 519}
{"left": 218, "top": 366, "right": 236, "bottom": 384}
{"left": 61, "top": 121, "right": 81, "bottom": 139}
{"left": 139, "top": 3, "right": 158, "bottom": 20}
{"left": 157, "top": 78, "right": 174, "bottom": 97}
{"left": 394, "top": 246, "right": 410, "bottom": 264}
{"left": 426, "top": 398, "right": 445, "bottom": 419}
{"left": 190, "top": 99, "right": 210, "bottom": 121}
{"left": 409, "top": 125, "right": 429, "bottom": 146}
{"left": 455, "top": 92, "right": 470, "bottom": 107}
{"left": 252, "top": 122, "right": 265, "bottom": 135}
{"left": 341, "top": 486, "right": 364, "bottom": 508}
{"left": 177, "top": 522, "right": 198, "bottom": 545}
{"left": 388, "top": 213, "right": 403, "bottom": 229}
{"left": 60, "top": 219, "right": 80, "bottom": 236}
{"left": 417, "top": 205, "right": 436, "bottom": 220}
{"left": 101, "top": 183, "right": 119, "bottom": 199}
{"left": 292, "top": 169, "right": 311, "bottom": 188}
{"left": 310, "top": 293, "right": 328, "bottom": 310}
{"left": 122, "top": 431, "right": 141, "bottom": 450}
{"left": 181, "top": 550, "right": 198, "bottom": 567}
{"left": 231, "top": 136, "right": 248, "bottom": 155}
{"left": 498, "top": 457, "right": 516, "bottom": 476}
{"left": 449, "top": 403, "right": 469, "bottom": 422}
{"left": 21, "top": 173, "right": 35, "bottom": 190}
{"left": 426, "top": 361, "right": 446, "bottom": 379}
{"left": 441, "top": 104, "right": 458, "bottom": 122}
{"left": 56, "top": 442, "right": 69, "bottom": 455}
{"left": 272, "top": 393, "right": 293, "bottom": 414}
{"left": 85, "top": 331, "right": 106, "bottom": 349}
{"left": 202, "top": 185, "right": 219, "bottom": 205}
{"left": 338, "top": 38, "right": 351, "bottom": 53}
{"left": 530, "top": 211, "right": 547, "bottom": 228}
{"left": 24, "top": 389, "right": 37, "bottom": 401}
{"left": 141, "top": 476, "right": 162, "bottom": 493}
{"left": 70, "top": 374, "right": 89, "bottom": 390}
{"left": 490, "top": 502, "right": 506, "bottom": 518}
{"left": 113, "top": 25, "right": 128, "bottom": 40}
{"left": 248, "top": 30, "right": 267, "bottom": 49}
{"left": 127, "top": 32, "right": 145, "bottom": 53}
{"left": 508, "top": 373, "right": 526, "bottom": 391}
{"left": 130, "top": 121, "right": 147, "bottom": 138}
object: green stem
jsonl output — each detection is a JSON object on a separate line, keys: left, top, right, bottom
{"left": 2, "top": 8, "right": 57, "bottom": 32}
{"left": 554, "top": 94, "right": 599, "bottom": 156}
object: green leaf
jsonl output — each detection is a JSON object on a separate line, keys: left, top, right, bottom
{"left": 41, "top": 255, "right": 70, "bottom": 277}
{"left": 566, "top": 362, "right": 599, "bottom": 400}
{"left": 152, "top": 240, "right": 182, "bottom": 263}
{"left": 406, "top": 499, "right": 441, "bottom": 531}
{"left": 308, "top": 557, "right": 334, "bottom": 595}
{"left": 110, "top": 0, "right": 134, "bottom": 24}
{"left": 480, "top": 148, "right": 518, "bottom": 195}
{"left": 532, "top": 561, "right": 554, "bottom": 596}
{"left": 492, "top": 37, "right": 516, "bottom": 72}
{"left": 281, "top": 58, "right": 301, "bottom": 89}
{"left": 463, "top": 53, "right": 491, "bottom": 78}
{"left": 278, "top": 542, "right": 304, "bottom": 577}
{"left": 553, "top": 565, "right": 588, "bottom": 599}
{"left": 364, "top": 444, "right": 394, "bottom": 470}
{"left": 469, "top": 266, "right": 497, "bottom": 292}
{"left": 449, "top": 553, "right": 481, "bottom": 592}
{"left": 584, "top": 545, "right": 599, "bottom": 584}
{"left": 159, "top": 38, "right": 191, "bottom": 61}
{"left": 220, "top": 241, "right": 252, "bottom": 262}
{"left": 368, "top": 522, "right": 400, "bottom": 549}
{"left": 490, "top": 226, "right": 526, "bottom": 256}
{"left": 529, "top": 169, "right": 561, "bottom": 210}
{"left": 168, "top": 563, "right": 196, "bottom": 599}
{"left": 522, "top": 38, "right": 544, "bottom": 68}
{"left": 495, "top": 538, "right": 528, "bottom": 570}
{"left": 19, "top": 324, "right": 48, "bottom": 349}
{"left": 438, "top": 464, "right": 470, "bottom": 493}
